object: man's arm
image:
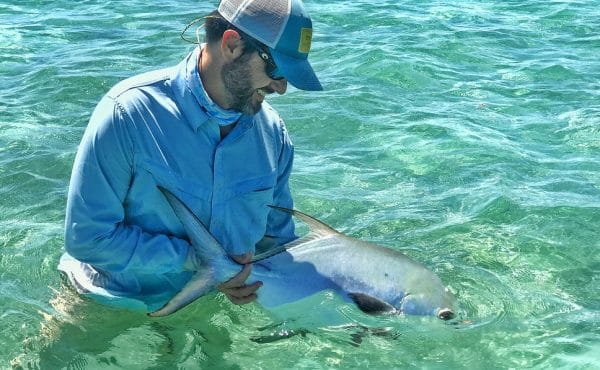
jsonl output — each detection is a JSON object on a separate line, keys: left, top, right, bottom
{"left": 64, "top": 96, "right": 192, "bottom": 274}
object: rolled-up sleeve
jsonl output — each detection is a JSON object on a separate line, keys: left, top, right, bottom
{"left": 64, "top": 96, "right": 190, "bottom": 274}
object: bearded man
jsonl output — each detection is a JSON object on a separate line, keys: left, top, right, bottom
{"left": 59, "top": 0, "right": 322, "bottom": 312}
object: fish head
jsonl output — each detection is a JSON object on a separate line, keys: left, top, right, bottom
{"left": 399, "top": 286, "right": 457, "bottom": 320}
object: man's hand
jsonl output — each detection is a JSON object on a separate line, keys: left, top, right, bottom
{"left": 218, "top": 252, "right": 263, "bottom": 305}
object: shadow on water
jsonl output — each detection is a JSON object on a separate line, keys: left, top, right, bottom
{"left": 12, "top": 277, "right": 241, "bottom": 369}
{"left": 251, "top": 320, "right": 403, "bottom": 348}
{"left": 9, "top": 262, "right": 558, "bottom": 369}
{"left": 248, "top": 289, "right": 468, "bottom": 348}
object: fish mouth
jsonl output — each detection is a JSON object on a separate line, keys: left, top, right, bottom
{"left": 437, "top": 308, "right": 455, "bottom": 320}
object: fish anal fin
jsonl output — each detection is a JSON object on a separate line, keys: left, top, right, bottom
{"left": 348, "top": 292, "right": 396, "bottom": 315}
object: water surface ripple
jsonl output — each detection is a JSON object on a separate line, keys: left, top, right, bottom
{"left": 1, "top": 0, "right": 599, "bottom": 368}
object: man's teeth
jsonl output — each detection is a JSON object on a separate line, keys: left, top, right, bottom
{"left": 257, "top": 89, "right": 267, "bottom": 97}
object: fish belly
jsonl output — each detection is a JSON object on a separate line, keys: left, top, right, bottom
{"left": 250, "top": 250, "right": 341, "bottom": 308}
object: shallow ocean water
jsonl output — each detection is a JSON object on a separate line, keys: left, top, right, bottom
{"left": 1, "top": 0, "right": 599, "bottom": 368}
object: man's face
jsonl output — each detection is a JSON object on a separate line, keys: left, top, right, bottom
{"left": 221, "top": 50, "right": 286, "bottom": 115}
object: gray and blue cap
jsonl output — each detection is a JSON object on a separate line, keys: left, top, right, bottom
{"left": 218, "top": 0, "right": 323, "bottom": 91}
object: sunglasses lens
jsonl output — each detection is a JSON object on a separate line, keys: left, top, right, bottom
{"left": 261, "top": 51, "right": 283, "bottom": 79}
{"left": 250, "top": 38, "right": 285, "bottom": 80}
{"left": 269, "top": 66, "right": 284, "bottom": 80}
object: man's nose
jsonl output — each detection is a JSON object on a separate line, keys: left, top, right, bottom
{"left": 269, "top": 78, "right": 287, "bottom": 95}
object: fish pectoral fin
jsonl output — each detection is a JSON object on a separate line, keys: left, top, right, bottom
{"left": 348, "top": 292, "right": 397, "bottom": 315}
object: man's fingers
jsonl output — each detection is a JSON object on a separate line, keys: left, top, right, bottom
{"left": 226, "top": 293, "right": 257, "bottom": 305}
{"left": 217, "top": 261, "right": 263, "bottom": 305}
{"left": 231, "top": 252, "right": 253, "bottom": 264}
{"left": 224, "top": 281, "right": 262, "bottom": 298}
{"left": 219, "top": 264, "right": 252, "bottom": 289}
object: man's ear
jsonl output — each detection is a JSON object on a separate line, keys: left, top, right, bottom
{"left": 221, "top": 29, "right": 244, "bottom": 62}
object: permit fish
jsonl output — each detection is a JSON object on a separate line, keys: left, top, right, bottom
{"left": 150, "top": 186, "right": 457, "bottom": 320}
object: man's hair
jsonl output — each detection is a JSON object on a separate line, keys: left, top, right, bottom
{"left": 204, "top": 10, "right": 258, "bottom": 55}
{"left": 204, "top": 10, "right": 230, "bottom": 44}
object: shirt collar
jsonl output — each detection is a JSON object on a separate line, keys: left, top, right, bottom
{"left": 193, "top": 47, "right": 242, "bottom": 126}
{"left": 170, "top": 46, "right": 242, "bottom": 132}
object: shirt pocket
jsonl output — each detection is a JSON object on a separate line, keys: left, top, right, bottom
{"left": 229, "top": 171, "right": 277, "bottom": 197}
{"left": 217, "top": 187, "right": 276, "bottom": 256}
{"left": 132, "top": 158, "right": 211, "bottom": 233}
{"left": 213, "top": 171, "right": 278, "bottom": 255}
{"left": 138, "top": 158, "right": 211, "bottom": 201}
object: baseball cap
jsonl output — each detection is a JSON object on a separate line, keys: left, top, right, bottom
{"left": 218, "top": 0, "right": 323, "bottom": 91}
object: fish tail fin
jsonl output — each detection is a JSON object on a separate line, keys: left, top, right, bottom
{"left": 158, "top": 186, "right": 225, "bottom": 262}
{"left": 148, "top": 267, "right": 214, "bottom": 317}
{"left": 151, "top": 186, "right": 235, "bottom": 317}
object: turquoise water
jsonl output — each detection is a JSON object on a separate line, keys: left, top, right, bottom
{"left": 1, "top": 0, "right": 599, "bottom": 368}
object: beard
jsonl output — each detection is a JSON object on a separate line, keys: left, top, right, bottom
{"left": 221, "top": 52, "right": 263, "bottom": 115}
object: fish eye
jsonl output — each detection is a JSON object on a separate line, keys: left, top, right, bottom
{"left": 438, "top": 308, "right": 454, "bottom": 320}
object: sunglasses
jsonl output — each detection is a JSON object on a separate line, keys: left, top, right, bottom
{"left": 242, "top": 36, "right": 285, "bottom": 80}
{"left": 180, "top": 16, "right": 285, "bottom": 81}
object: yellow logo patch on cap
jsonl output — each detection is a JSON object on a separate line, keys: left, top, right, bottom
{"left": 298, "top": 28, "right": 312, "bottom": 54}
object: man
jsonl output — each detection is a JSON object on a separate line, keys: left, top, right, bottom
{"left": 59, "top": 0, "right": 322, "bottom": 312}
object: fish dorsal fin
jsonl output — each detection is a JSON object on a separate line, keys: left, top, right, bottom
{"left": 252, "top": 206, "right": 340, "bottom": 262}
{"left": 268, "top": 205, "right": 339, "bottom": 237}
{"left": 252, "top": 244, "right": 289, "bottom": 262}
{"left": 252, "top": 232, "right": 327, "bottom": 262}
{"left": 253, "top": 232, "right": 332, "bottom": 261}
{"left": 348, "top": 293, "right": 397, "bottom": 315}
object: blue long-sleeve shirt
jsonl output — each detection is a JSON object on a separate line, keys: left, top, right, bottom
{"left": 59, "top": 46, "right": 296, "bottom": 311}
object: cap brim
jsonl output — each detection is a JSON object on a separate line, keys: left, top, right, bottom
{"left": 271, "top": 50, "right": 323, "bottom": 91}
